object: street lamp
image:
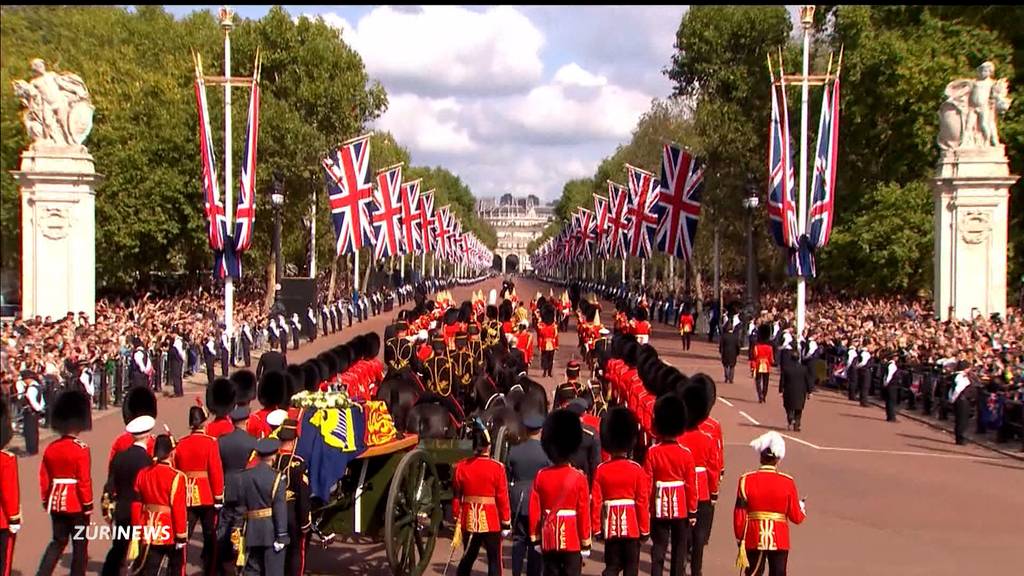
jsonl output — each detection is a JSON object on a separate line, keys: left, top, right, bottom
{"left": 269, "top": 171, "right": 285, "bottom": 315}
{"left": 742, "top": 174, "right": 760, "bottom": 314}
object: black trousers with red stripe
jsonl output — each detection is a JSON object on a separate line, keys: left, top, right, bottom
{"left": 285, "top": 532, "right": 308, "bottom": 576}
{"left": 134, "top": 543, "right": 185, "bottom": 576}
{"left": 457, "top": 532, "right": 502, "bottom": 576}
{"left": 0, "top": 530, "right": 14, "bottom": 576}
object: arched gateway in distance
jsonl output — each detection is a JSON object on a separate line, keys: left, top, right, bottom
{"left": 476, "top": 194, "right": 554, "bottom": 274}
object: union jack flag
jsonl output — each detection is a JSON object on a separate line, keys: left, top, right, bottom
{"left": 655, "top": 143, "right": 703, "bottom": 262}
{"left": 419, "top": 189, "right": 435, "bottom": 254}
{"left": 322, "top": 134, "right": 375, "bottom": 256}
{"left": 234, "top": 54, "right": 260, "bottom": 254}
{"left": 767, "top": 61, "right": 799, "bottom": 250}
{"left": 605, "top": 181, "right": 630, "bottom": 259}
{"left": 400, "top": 179, "right": 423, "bottom": 255}
{"left": 625, "top": 164, "right": 659, "bottom": 259}
{"left": 808, "top": 69, "right": 840, "bottom": 250}
{"left": 193, "top": 56, "right": 225, "bottom": 253}
{"left": 433, "top": 205, "right": 452, "bottom": 261}
{"left": 593, "top": 194, "right": 609, "bottom": 258}
{"left": 371, "top": 164, "right": 405, "bottom": 260}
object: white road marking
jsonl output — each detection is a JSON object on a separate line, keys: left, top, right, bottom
{"left": 781, "top": 434, "right": 821, "bottom": 449}
{"left": 738, "top": 411, "right": 760, "bottom": 425}
{"left": 718, "top": 398, "right": 735, "bottom": 408}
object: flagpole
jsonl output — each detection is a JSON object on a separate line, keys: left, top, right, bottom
{"left": 400, "top": 254, "right": 405, "bottom": 284}
{"left": 221, "top": 6, "right": 235, "bottom": 336}
{"left": 309, "top": 187, "right": 317, "bottom": 279}
{"left": 797, "top": 6, "right": 813, "bottom": 342}
{"left": 641, "top": 258, "right": 647, "bottom": 286}
{"left": 621, "top": 257, "right": 626, "bottom": 285}
{"left": 354, "top": 249, "right": 360, "bottom": 298}
{"left": 669, "top": 255, "right": 675, "bottom": 290}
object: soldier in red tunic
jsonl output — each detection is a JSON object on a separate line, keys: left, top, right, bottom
{"left": 592, "top": 407, "right": 649, "bottom": 576}
{"left": 750, "top": 325, "right": 775, "bottom": 403}
{"left": 204, "top": 377, "right": 238, "bottom": 438}
{"left": 249, "top": 371, "right": 290, "bottom": 440}
{"left": 677, "top": 306, "right": 695, "bottom": 351}
{"left": 630, "top": 308, "right": 652, "bottom": 346}
{"left": 109, "top": 385, "right": 157, "bottom": 465}
{"left": 536, "top": 306, "right": 559, "bottom": 378}
{"left": 529, "top": 409, "right": 591, "bottom": 576}
{"left": 0, "top": 401, "right": 21, "bottom": 576}
{"left": 37, "top": 390, "right": 93, "bottom": 576}
{"left": 132, "top": 434, "right": 189, "bottom": 575}
{"left": 733, "top": 431, "right": 806, "bottom": 576}
{"left": 173, "top": 405, "right": 225, "bottom": 574}
{"left": 231, "top": 370, "right": 258, "bottom": 430}
{"left": 514, "top": 323, "right": 535, "bottom": 370}
{"left": 644, "top": 394, "right": 698, "bottom": 576}
{"left": 453, "top": 421, "right": 512, "bottom": 576}
{"left": 677, "top": 378, "right": 721, "bottom": 576}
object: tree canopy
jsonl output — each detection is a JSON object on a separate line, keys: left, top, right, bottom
{"left": 0, "top": 5, "right": 494, "bottom": 292}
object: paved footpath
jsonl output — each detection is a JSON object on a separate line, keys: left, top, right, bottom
{"left": 12, "top": 276, "right": 1021, "bottom": 575}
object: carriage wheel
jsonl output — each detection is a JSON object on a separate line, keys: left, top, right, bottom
{"left": 385, "top": 448, "right": 441, "bottom": 576}
{"left": 491, "top": 424, "right": 511, "bottom": 465}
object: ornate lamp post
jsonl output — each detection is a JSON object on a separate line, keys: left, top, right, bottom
{"left": 270, "top": 170, "right": 285, "bottom": 314}
{"left": 742, "top": 175, "right": 760, "bottom": 314}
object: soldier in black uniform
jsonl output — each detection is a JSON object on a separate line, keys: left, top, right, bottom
{"left": 204, "top": 337, "right": 218, "bottom": 386}
{"left": 564, "top": 398, "right": 600, "bottom": 486}
{"left": 273, "top": 421, "right": 311, "bottom": 576}
{"left": 452, "top": 335, "right": 476, "bottom": 406}
{"left": 554, "top": 360, "right": 584, "bottom": 408}
{"left": 239, "top": 438, "right": 289, "bottom": 576}
{"left": 719, "top": 327, "right": 740, "bottom": 384}
{"left": 241, "top": 323, "right": 254, "bottom": 368}
{"left": 384, "top": 322, "right": 415, "bottom": 374}
{"left": 506, "top": 413, "right": 549, "bottom": 576}
{"left": 217, "top": 406, "right": 257, "bottom": 576}
{"left": 101, "top": 415, "right": 156, "bottom": 576}
{"left": 467, "top": 324, "right": 485, "bottom": 362}
{"left": 424, "top": 336, "right": 455, "bottom": 398}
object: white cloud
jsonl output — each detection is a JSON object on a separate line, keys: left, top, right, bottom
{"left": 375, "top": 94, "right": 477, "bottom": 154}
{"left": 317, "top": 6, "right": 545, "bottom": 96}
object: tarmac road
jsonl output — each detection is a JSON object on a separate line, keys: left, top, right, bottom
{"left": 10, "top": 275, "right": 1020, "bottom": 575}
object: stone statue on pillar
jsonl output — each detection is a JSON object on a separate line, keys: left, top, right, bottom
{"left": 932, "top": 60, "right": 1018, "bottom": 322}
{"left": 10, "top": 59, "right": 101, "bottom": 321}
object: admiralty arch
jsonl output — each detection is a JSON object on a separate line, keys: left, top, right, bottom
{"left": 476, "top": 194, "right": 555, "bottom": 273}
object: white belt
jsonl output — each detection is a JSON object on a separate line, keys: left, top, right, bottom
{"left": 52, "top": 479, "right": 78, "bottom": 485}
{"left": 695, "top": 467, "right": 707, "bottom": 473}
{"left": 604, "top": 499, "right": 636, "bottom": 507}
{"left": 546, "top": 510, "right": 577, "bottom": 517}
{"left": 656, "top": 480, "right": 684, "bottom": 488}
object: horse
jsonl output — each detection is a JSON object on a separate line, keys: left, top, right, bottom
{"left": 375, "top": 366, "right": 425, "bottom": 434}
{"left": 507, "top": 376, "right": 549, "bottom": 417}
{"left": 406, "top": 395, "right": 460, "bottom": 439}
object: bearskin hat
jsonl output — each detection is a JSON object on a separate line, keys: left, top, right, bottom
{"left": 498, "top": 300, "right": 513, "bottom": 322}
{"left": 347, "top": 335, "right": 367, "bottom": 360}
{"left": 363, "top": 332, "right": 381, "bottom": 358}
{"left": 444, "top": 308, "right": 461, "bottom": 326}
{"left": 313, "top": 358, "right": 332, "bottom": 383}
{"left": 230, "top": 370, "right": 257, "bottom": 405}
{"left": 0, "top": 400, "right": 12, "bottom": 449}
{"left": 679, "top": 379, "right": 713, "bottom": 430}
{"left": 51, "top": 389, "right": 92, "bottom": 435}
{"left": 486, "top": 304, "right": 498, "bottom": 320}
{"left": 670, "top": 371, "right": 692, "bottom": 398}
{"left": 757, "top": 324, "right": 772, "bottom": 343}
{"left": 579, "top": 300, "right": 592, "bottom": 320}
{"left": 600, "top": 406, "right": 638, "bottom": 454}
{"left": 286, "top": 364, "right": 305, "bottom": 395}
{"left": 621, "top": 341, "right": 640, "bottom": 366}
{"left": 691, "top": 372, "right": 717, "bottom": 409}
{"left": 653, "top": 393, "right": 688, "bottom": 438}
{"left": 122, "top": 385, "right": 158, "bottom": 425}
{"left": 540, "top": 305, "right": 555, "bottom": 325}
{"left": 333, "top": 347, "right": 352, "bottom": 374}
{"left": 541, "top": 409, "right": 583, "bottom": 464}
{"left": 301, "top": 362, "right": 321, "bottom": 393}
{"left": 258, "top": 370, "right": 289, "bottom": 409}
{"left": 458, "top": 301, "right": 474, "bottom": 324}
{"left": 204, "top": 376, "right": 234, "bottom": 417}
{"left": 635, "top": 307, "right": 648, "bottom": 322}
{"left": 317, "top": 352, "right": 340, "bottom": 378}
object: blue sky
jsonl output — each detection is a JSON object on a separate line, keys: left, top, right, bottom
{"left": 154, "top": 5, "right": 802, "bottom": 201}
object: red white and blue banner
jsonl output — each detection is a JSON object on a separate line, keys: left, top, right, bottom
{"left": 606, "top": 180, "right": 630, "bottom": 260}
{"left": 624, "top": 164, "right": 659, "bottom": 259}
{"left": 370, "top": 163, "right": 405, "bottom": 260}
{"left": 767, "top": 62, "right": 799, "bottom": 252}
{"left": 593, "top": 193, "right": 610, "bottom": 258}
{"left": 322, "top": 134, "right": 375, "bottom": 256}
{"left": 234, "top": 53, "right": 260, "bottom": 257}
{"left": 808, "top": 69, "right": 839, "bottom": 251}
{"left": 419, "top": 189, "right": 435, "bottom": 254}
{"left": 655, "top": 143, "right": 703, "bottom": 262}
{"left": 433, "top": 205, "right": 452, "bottom": 261}
{"left": 400, "top": 178, "right": 423, "bottom": 255}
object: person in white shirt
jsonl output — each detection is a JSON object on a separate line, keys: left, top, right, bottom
{"left": 950, "top": 363, "right": 974, "bottom": 445}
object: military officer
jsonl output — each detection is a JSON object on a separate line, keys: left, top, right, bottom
{"left": 734, "top": 432, "right": 806, "bottom": 576}
{"left": 425, "top": 336, "right": 455, "bottom": 398}
{"left": 529, "top": 409, "right": 591, "bottom": 576}
{"left": 218, "top": 406, "right": 258, "bottom": 576}
{"left": 467, "top": 324, "right": 485, "bottom": 362}
{"left": 678, "top": 306, "right": 695, "bottom": 351}
{"left": 239, "top": 438, "right": 289, "bottom": 576}
{"left": 564, "top": 399, "right": 601, "bottom": 486}
{"left": 37, "top": 390, "right": 94, "bottom": 576}
{"left": 168, "top": 332, "right": 187, "bottom": 397}
{"left": 452, "top": 335, "right": 477, "bottom": 403}
{"left": 779, "top": 350, "right": 812, "bottom": 432}
{"left": 101, "top": 414, "right": 157, "bottom": 576}
{"left": 554, "top": 360, "right": 585, "bottom": 408}
{"left": 241, "top": 322, "right": 254, "bottom": 367}
{"left": 537, "top": 306, "right": 559, "bottom": 378}
{"left": 453, "top": 421, "right": 512, "bottom": 576}
{"left": 719, "top": 326, "right": 741, "bottom": 384}
{"left": 592, "top": 407, "right": 649, "bottom": 576}
{"left": 131, "top": 434, "right": 189, "bottom": 575}
{"left": 274, "top": 421, "right": 311, "bottom": 576}
{"left": 0, "top": 401, "right": 21, "bottom": 576}
{"left": 506, "top": 414, "right": 549, "bottom": 576}
{"left": 109, "top": 386, "right": 158, "bottom": 465}
{"left": 174, "top": 405, "right": 225, "bottom": 574}
{"left": 385, "top": 321, "right": 415, "bottom": 373}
